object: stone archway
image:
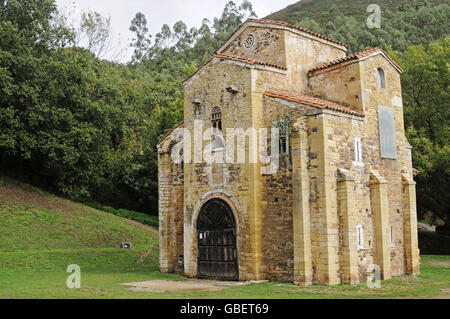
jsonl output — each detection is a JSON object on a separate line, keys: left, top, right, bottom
{"left": 197, "top": 198, "right": 238, "bottom": 280}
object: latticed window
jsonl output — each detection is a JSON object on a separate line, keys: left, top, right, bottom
{"left": 211, "top": 106, "right": 223, "bottom": 149}
{"left": 211, "top": 106, "right": 222, "bottom": 131}
{"left": 273, "top": 118, "right": 290, "bottom": 156}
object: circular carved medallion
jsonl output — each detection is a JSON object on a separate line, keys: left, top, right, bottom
{"left": 243, "top": 34, "right": 255, "bottom": 49}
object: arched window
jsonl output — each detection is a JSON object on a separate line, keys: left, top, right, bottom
{"left": 211, "top": 107, "right": 223, "bottom": 150}
{"left": 377, "top": 67, "right": 385, "bottom": 88}
{"left": 211, "top": 106, "right": 222, "bottom": 131}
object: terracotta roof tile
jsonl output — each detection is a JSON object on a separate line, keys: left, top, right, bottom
{"left": 308, "top": 47, "right": 403, "bottom": 75}
{"left": 245, "top": 18, "right": 349, "bottom": 49}
{"left": 264, "top": 90, "right": 365, "bottom": 117}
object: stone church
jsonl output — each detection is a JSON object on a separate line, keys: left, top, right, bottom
{"left": 157, "top": 19, "right": 420, "bottom": 286}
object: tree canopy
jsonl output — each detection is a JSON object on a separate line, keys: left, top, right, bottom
{"left": 0, "top": 0, "right": 448, "bottom": 225}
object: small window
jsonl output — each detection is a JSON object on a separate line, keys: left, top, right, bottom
{"left": 354, "top": 137, "right": 363, "bottom": 164}
{"left": 390, "top": 226, "right": 394, "bottom": 246}
{"left": 273, "top": 119, "right": 290, "bottom": 156}
{"left": 357, "top": 225, "right": 364, "bottom": 249}
{"left": 211, "top": 106, "right": 222, "bottom": 131}
{"left": 377, "top": 67, "right": 385, "bottom": 88}
{"left": 211, "top": 107, "right": 224, "bottom": 150}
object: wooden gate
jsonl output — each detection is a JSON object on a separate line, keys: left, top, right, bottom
{"left": 197, "top": 198, "right": 238, "bottom": 280}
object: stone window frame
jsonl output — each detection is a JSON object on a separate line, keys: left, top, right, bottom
{"left": 377, "top": 67, "right": 386, "bottom": 89}
{"left": 211, "top": 106, "right": 224, "bottom": 151}
{"left": 353, "top": 137, "right": 364, "bottom": 167}
{"left": 378, "top": 105, "right": 398, "bottom": 159}
{"left": 390, "top": 225, "right": 395, "bottom": 247}
{"left": 211, "top": 106, "right": 222, "bottom": 131}
{"left": 272, "top": 118, "right": 290, "bottom": 157}
{"left": 356, "top": 224, "right": 364, "bottom": 250}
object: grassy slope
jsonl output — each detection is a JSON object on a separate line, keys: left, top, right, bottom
{"left": 0, "top": 176, "right": 159, "bottom": 271}
{"left": 265, "top": 0, "right": 443, "bottom": 24}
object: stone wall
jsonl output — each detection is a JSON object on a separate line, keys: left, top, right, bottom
{"left": 158, "top": 22, "right": 419, "bottom": 285}
{"left": 285, "top": 31, "right": 346, "bottom": 94}
{"left": 222, "top": 27, "right": 286, "bottom": 68}
{"left": 308, "top": 62, "right": 363, "bottom": 111}
{"left": 259, "top": 97, "right": 311, "bottom": 282}
{"left": 183, "top": 61, "right": 266, "bottom": 281}
{"left": 158, "top": 138, "right": 185, "bottom": 274}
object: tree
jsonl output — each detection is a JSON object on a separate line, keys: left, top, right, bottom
{"left": 392, "top": 39, "right": 450, "bottom": 227}
{"left": 129, "top": 12, "right": 151, "bottom": 63}
{"left": 76, "top": 11, "right": 124, "bottom": 61}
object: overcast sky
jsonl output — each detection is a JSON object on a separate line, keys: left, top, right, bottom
{"left": 55, "top": 0, "right": 297, "bottom": 62}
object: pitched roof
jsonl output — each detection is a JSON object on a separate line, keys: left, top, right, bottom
{"left": 245, "top": 18, "right": 349, "bottom": 49}
{"left": 184, "top": 18, "right": 350, "bottom": 85}
{"left": 264, "top": 90, "right": 365, "bottom": 117}
{"left": 308, "top": 47, "right": 403, "bottom": 75}
{"left": 183, "top": 53, "right": 287, "bottom": 84}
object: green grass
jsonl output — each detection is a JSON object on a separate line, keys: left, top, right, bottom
{"left": 0, "top": 252, "right": 448, "bottom": 299}
{"left": 0, "top": 176, "right": 448, "bottom": 299}
{"left": 0, "top": 176, "right": 157, "bottom": 252}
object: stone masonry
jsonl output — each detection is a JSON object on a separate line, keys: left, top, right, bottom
{"left": 157, "top": 19, "right": 420, "bottom": 286}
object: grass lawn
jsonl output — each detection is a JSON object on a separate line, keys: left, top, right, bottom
{"left": 0, "top": 252, "right": 449, "bottom": 299}
{"left": 0, "top": 176, "right": 449, "bottom": 299}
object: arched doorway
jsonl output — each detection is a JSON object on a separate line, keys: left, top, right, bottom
{"left": 197, "top": 198, "right": 238, "bottom": 280}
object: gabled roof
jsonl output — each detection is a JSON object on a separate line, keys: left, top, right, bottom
{"left": 217, "top": 18, "right": 349, "bottom": 53}
{"left": 308, "top": 47, "right": 403, "bottom": 75}
{"left": 264, "top": 90, "right": 365, "bottom": 117}
{"left": 184, "top": 18, "right": 350, "bottom": 85}
{"left": 183, "top": 53, "right": 287, "bottom": 84}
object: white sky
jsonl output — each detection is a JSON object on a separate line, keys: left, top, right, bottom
{"left": 56, "top": 0, "right": 297, "bottom": 62}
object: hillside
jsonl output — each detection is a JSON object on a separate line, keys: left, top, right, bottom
{"left": 266, "top": 0, "right": 443, "bottom": 24}
{"left": 0, "top": 176, "right": 158, "bottom": 271}
{"left": 265, "top": 0, "right": 449, "bottom": 54}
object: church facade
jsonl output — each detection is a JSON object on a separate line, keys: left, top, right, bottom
{"left": 157, "top": 19, "right": 420, "bottom": 286}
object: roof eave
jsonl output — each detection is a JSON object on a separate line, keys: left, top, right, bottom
{"left": 308, "top": 49, "right": 403, "bottom": 76}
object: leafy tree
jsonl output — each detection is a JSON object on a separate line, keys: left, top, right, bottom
{"left": 392, "top": 39, "right": 449, "bottom": 227}
{"left": 129, "top": 12, "right": 151, "bottom": 63}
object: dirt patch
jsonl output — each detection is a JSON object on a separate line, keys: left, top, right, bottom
{"left": 426, "top": 261, "right": 450, "bottom": 268}
{"left": 120, "top": 279, "right": 266, "bottom": 293}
